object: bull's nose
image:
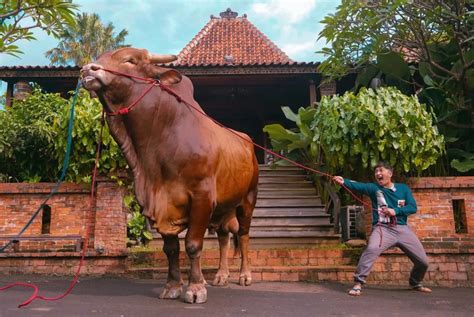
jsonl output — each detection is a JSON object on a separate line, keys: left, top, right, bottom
{"left": 81, "top": 63, "right": 103, "bottom": 74}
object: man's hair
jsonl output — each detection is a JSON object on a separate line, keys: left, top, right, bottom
{"left": 374, "top": 161, "right": 393, "bottom": 172}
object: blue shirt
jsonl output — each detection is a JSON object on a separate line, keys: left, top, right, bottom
{"left": 343, "top": 179, "right": 417, "bottom": 225}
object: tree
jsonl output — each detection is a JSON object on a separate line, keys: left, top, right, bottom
{"left": 45, "top": 12, "right": 129, "bottom": 66}
{"left": 0, "top": 0, "right": 78, "bottom": 56}
{"left": 318, "top": 0, "right": 474, "bottom": 173}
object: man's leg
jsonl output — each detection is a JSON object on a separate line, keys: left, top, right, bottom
{"left": 396, "top": 226, "right": 431, "bottom": 292}
{"left": 351, "top": 225, "right": 398, "bottom": 292}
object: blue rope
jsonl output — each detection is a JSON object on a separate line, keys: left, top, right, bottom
{"left": 0, "top": 80, "right": 81, "bottom": 253}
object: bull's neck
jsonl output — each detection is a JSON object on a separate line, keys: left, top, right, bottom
{"left": 116, "top": 85, "right": 187, "bottom": 165}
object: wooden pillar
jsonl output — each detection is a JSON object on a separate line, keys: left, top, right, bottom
{"left": 6, "top": 81, "right": 13, "bottom": 108}
{"left": 320, "top": 80, "right": 337, "bottom": 97}
{"left": 309, "top": 79, "right": 317, "bottom": 107}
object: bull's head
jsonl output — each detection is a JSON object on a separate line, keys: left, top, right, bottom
{"left": 81, "top": 47, "right": 182, "bottom": 93}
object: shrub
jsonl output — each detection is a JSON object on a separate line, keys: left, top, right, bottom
{"left": 264, "top": 87, "right": 445, "bottom": 181}
{"left": 53, "top": 89, "right": 127, "bottom": 183}
{"left": 0, "top": 88, "right": 65, "bottom": 182}
{"left": 313, "top": 87, "right": 445, "bottom": 179}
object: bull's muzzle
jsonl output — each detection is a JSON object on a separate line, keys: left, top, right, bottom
{"left": 81, "top": 63, "right": 103, "bottom": 76}
{"left": 81, "top": 63, "right": 104, "bottom": 90}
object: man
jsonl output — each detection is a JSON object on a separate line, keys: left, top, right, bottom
{"left": 333, "top": 161, "right": 431, "bottom": 296}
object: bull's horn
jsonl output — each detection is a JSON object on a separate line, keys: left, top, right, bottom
{"left": 148, "top": 53, "right": 178, "bottom": 64}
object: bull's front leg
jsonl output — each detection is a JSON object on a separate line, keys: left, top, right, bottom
{"left": 159, "top": 235, "right": 183, "bottom": 299}
{"left": 183, "top": 194, "right": 213, "bottom": 304}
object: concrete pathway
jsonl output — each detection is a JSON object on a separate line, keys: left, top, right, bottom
{"left": 0, "top": 276, "right": 472, "bottom": 317}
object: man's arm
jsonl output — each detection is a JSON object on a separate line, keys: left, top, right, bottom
{"left": 333, "top": 176, "right": 374, "bottom": 196}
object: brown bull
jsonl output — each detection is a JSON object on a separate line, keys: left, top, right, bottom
{"left": 81, "top": 47, "right": 258, "bottom": 304}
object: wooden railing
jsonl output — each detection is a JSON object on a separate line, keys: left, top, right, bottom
{"left": 322, "top": 179, "right": 341, "bottom": 233}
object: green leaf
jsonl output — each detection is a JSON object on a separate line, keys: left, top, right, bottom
{"left": 354, "top": 64, "right": 380, "bottom": 90}
{"left": 281, "top": 106, "right": 298, "bottom": 122}
{"left": 143, "top": 231, "right": 153, "bottom": 241}
{"left": 450, "top": 158, "right": 474, "bottom": 173}
{"left": 263, "top": 124, "right": 300, "bottom": 142}
{"left": 377, "top": 52, "right": 410, "bottom": 80}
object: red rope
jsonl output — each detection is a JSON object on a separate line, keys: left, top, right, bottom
{"left": 106, "top": 82, "right": 158, "bottom": 116}
{"left": 0, "top": 111, "right": 106, "bottom": 308}
{"left": 99, "top": 69, "right": 396, "bottom": 246}
{"left": 99, "top": 67, "right": 380, "bottom": 213}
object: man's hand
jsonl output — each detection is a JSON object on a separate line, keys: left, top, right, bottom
{"left": 381, "top": 206, "right": 396, "bottom": 217}
{"left": 333, "top": 176, "right": 344, "bottom": 185}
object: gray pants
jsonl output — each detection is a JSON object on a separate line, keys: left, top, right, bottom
{"left": 354, "top": 224, "right": 429, "bottom": 286}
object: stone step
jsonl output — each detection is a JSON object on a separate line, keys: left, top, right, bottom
{"left": 255, "top": 198, "right": 322, "bottom": 207}
{"left": 259, "top": 175, "right": 309, "bottom": 181}
{"left": 251, "top": 217, "right": 331, "bottom": 227}
{"left": 126, "top": 265, "right": 356, "bottom": 283}
{"left": 257, "top": 187, "right": 317, "bottom": 195}
{"left": 128, "top": 246, "right": 357, "bottom": 267}
{"left": 258, "top": 170, "right": 306, "bottom": 176}
{"left": 258, "top": 182, "right": 315, "bottom": 189}
{"left": 257, "top": 191, "right": 319, "bottom": 198}
{"left": 149, "top": 232, "right": 341, "bottom": 249}
{"left": 249, "top": 229, "right": 335, "bottom": 237}
{"left": 258, "top": 178, "right": 312, "bottom": 184}
{"left": 252, "top": 208, "right": 327, "bottom": 218}
{"left": 259, "top": 166, "right": 306, "bottom": 171}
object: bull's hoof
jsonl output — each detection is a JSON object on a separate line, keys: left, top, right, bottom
{"left": 184, "top": 283, "right": 207, "bottom": 304}
{"left": 159, "top": 282, "right": 183, "bottom": 300}
{"left": 239, "top": 272, "right": 252, "bottom": 286}
{"left": 212, "top": 271, "right": 229, "bottom": 287}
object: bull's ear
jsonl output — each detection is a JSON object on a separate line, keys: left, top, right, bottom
{"left": 159, "top": 69, "right": 182, "bottom": 86}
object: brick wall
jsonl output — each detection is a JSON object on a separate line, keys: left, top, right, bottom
{"left": 1, "top": 176, "right": 473, "bottom": 286}
{"left": 128, "top": 245, "right": 474, "bottom": 287}
{"left": 409, "top": 177, "right": 474, "bottom": 240}
{"left": 0, "top": 179, "right": 128, "bottom": 273}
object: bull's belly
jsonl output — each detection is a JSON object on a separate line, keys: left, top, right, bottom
{"left": 153, "top": 215, "right": 188, "bottom": 236}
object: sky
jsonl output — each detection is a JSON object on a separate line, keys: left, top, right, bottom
{"left": 0, "top": 0, "right": 341, "bottom": 105}
{"left": 0, "top": 0, "right": 340, "bottom": 67}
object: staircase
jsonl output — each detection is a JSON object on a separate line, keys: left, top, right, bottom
{"left": 250, "top": 165, "right": 340, "bottom": 247}
{"left": 150, "top": 164, "right": 340, "bottom": 248}
{"left": 139, "top": 165, "right": 347, "bottom": 282}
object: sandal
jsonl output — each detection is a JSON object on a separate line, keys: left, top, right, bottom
{"left": 411, "top": 285, "right": 432, "bottom": 293}
{"left": 348, "top": 286, "right": 362, "bottom": 296}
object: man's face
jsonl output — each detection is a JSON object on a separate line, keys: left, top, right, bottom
{"left": 374, "top": 166, "right": 393, "bottom": 187}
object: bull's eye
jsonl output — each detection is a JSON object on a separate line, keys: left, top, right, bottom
{"left": 123, "top": 58, "right": 137, "bottom": 65}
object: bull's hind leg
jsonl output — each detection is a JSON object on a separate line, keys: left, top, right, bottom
{"left": 159, "top": 235, "right": 183, "bottom": 299}
{"left": 212, "top": 230, "right": 230, "bottom": 286}
{"left": 236, "top": 189, "right": 257, "bottom": 286}
{"left": 212, "top": 215, "right": 237, "bottom": 287}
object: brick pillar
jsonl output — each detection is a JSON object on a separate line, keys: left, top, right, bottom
{"left": 94, "top": 179, "right": 127, "bottom": 255}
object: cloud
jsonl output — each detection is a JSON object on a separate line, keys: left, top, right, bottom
{"left": 251, "top": 0, "right": 316, "bottom": 24}
{"left": 282, "top": 41, "right": 316, "bottom": 59}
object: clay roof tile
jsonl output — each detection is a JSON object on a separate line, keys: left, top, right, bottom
{"left": 177, "top": 8, "right": 293, "bottom": 66}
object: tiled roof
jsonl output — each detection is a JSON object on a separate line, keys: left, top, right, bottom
{"left": 0, "top": 65, "right": 79, "bottom": 70}
{"left": 177, "top": 8, "right": 294, "bottom": 66}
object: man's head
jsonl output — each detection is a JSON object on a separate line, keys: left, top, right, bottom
{"left": 374, "top": 161, "right": 393, "bottom": 187}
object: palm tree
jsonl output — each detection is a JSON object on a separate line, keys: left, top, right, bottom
{"left": 45, "top": 13, "right": 129, "bottom": 66}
